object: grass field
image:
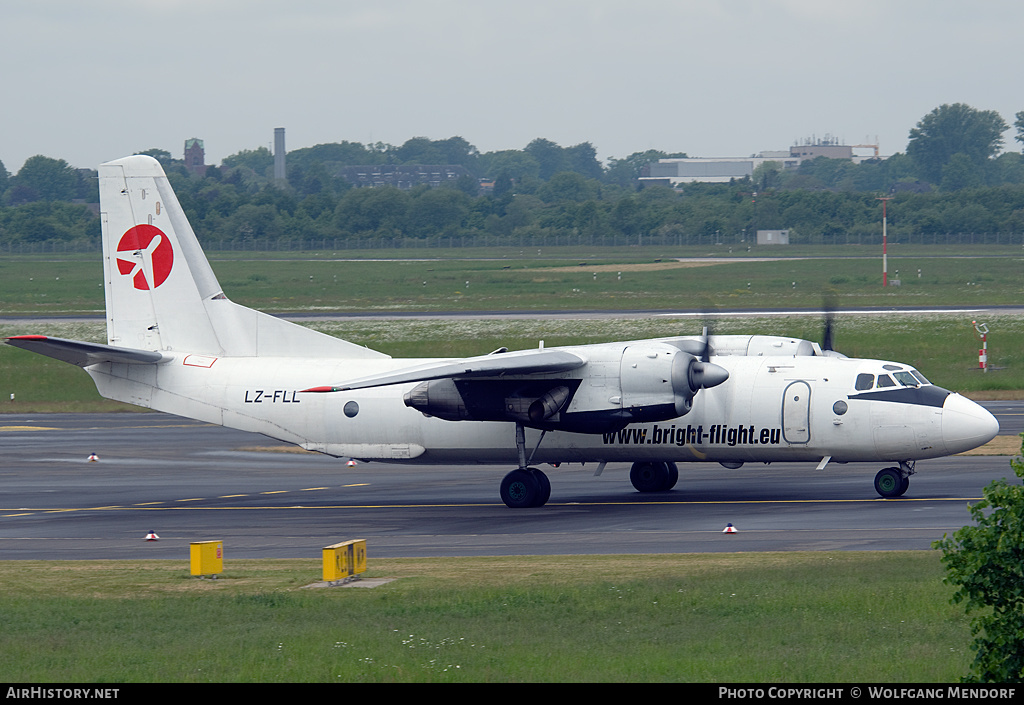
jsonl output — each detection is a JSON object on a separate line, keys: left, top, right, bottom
{"left": 1, "top": 245, "right": 1023, "bottom": 315}
{"left": 0, "top": 553, "right": 975, "bottom": 683}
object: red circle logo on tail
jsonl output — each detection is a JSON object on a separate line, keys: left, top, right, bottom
{"left": 116, "top": 225, "right": 174, "bottom": 290}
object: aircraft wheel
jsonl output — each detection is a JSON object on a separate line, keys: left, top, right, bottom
{"left": 500, "top": 468, "right": 546, "bottom": 508}
{"left": 899, "top": 475, "right": 910, "bottom": 496}
{"left": 665, "top": 462, "right": 679, "bottom": 491}
{"left": 874, "top": 467, "right": 905, "bottom": 498}
{"left": 535, "top": 469, "right": 551, "bottom": 506}
{"left": 630, "top": 461, "right": 673, "bottom": 492}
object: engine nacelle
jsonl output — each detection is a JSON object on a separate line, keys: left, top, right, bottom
{"left": 620, "top": 343, "right": 729, "bottom": 419}
{"left": 403, "top": 378, "right": 471, "bottom": 421}
{"left": 402, "top": 342, "right": 729, "bottom": 435}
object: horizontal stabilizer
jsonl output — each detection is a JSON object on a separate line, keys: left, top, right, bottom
{"left": 303, "top": 348, "right": 587, "bottom": 393}
{"left": 4, "top": 335, "right": 169, "bottom": 367}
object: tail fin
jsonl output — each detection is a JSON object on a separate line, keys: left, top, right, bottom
{"left": 98, "top": 155, "right": 387, "bottom": 360}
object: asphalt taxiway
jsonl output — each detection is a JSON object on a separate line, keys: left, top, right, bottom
{"left": 1, "top": 409, "right": 1019, "bottom": 561}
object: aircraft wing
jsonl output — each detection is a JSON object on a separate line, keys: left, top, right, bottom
{"left": 303, "top": 348, "right": 587, "bottom": 392}
{"left": 4, "top": 335, "right": 168, "bottom": 367}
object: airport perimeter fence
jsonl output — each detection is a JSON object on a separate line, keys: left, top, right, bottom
{"left": 4, "top": 230, "right": 1024, "bottom": 254}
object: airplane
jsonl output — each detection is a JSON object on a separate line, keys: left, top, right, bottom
{"left": 5, "top": 155, "right": 999, "bottom": 508}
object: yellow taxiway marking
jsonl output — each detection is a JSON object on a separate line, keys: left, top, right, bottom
{"left": 1, "top": 495, "right": 988, "bottom": 516}
{"left": 0, "top": 426, "right": 59, "bottom": 432}
{"left": 219, "top": 494, "right": 249, "bottom": 498}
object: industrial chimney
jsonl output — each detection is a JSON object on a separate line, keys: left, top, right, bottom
{"left": 274, "top": 127, "right": 286, "bottom": 181}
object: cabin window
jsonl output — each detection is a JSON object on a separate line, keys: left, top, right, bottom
{"left": 855, "top": 373, "right": 874, "bottom": 391}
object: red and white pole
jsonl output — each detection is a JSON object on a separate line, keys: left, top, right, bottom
{"left": 973, "top": 321, "right": 988, "bottom": 372}
{"left": 877, "top": 197, "right": 892, "bottom": 287}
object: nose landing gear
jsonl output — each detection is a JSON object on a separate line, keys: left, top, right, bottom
{"left": 874, "top": 461, "right": 914, "bottom": 498}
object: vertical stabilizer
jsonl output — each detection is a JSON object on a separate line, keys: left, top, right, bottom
{"left": 99, "top": 155, "right": 388, "bottom": 359}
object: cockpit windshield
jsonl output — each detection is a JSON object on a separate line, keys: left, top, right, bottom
{"left": 893, "top": 371, "right": 921, "bottom": 387}
{"left": 855, "top": 367, "right": 930, "bottom": 391}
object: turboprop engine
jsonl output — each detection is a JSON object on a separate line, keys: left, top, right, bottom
{"left": 404, "top": 342, "right": 729, "bottom": 434}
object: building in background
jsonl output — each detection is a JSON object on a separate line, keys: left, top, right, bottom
{"left": 183, "top": 138, "right": 205, "bottom": 176}
{"left": 335, "top": 164, "right": 470, "bottom": 189}
{"left": 640, "top": 135, "right": 883, "bottom": 187}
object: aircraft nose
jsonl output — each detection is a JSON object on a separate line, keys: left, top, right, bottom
{"left": 941, "top": 393, "right": 999, "bottom": 454}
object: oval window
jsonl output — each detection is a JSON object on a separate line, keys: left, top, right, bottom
{"left": 343, "top": 401, "right": 359, "bottom": 418}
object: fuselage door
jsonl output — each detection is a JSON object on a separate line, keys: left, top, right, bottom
{"left": 782, "top": 380, "right": 811, "bottom": 444}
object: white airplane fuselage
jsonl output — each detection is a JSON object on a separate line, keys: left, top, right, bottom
{"left": 86, "top": 344, "right": 991, "bottom": 467}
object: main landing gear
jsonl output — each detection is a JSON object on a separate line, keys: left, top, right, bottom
{"left": 499, "top": 423, "right": 552, "bottom": 508}
{"left": 629, "top": 461, "right": 679, "bottom": 493}
{"left": 874, "top": 461, "right": 914, "bottom": 498}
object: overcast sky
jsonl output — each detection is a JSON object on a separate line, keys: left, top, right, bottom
{"left": 2, "top": 1, "right": 1021, "bottom": 172}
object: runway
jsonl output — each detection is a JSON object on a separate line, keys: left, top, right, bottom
{"left": 0, "top": 409, "right": 1019, "bottom": 561}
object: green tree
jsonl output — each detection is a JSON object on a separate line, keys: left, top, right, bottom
{"left": 907, "top": 103, "right": 1008, "bottom": 184}
{"left": 1015, "top": 111, "right": 1024, "bottom": 151}
{"left": 136, "top": 148, "right": 174, "bottom": 167}
{"left": 222, "top": 147, "right": 274, "bottom": 175}
{"left": 604, "top": 150, "right": 687, "bottom": 187}
{"left": 408, "top": 187, "right": 469, "bottom": 236}
{"left": 934, "top": 435, "right": 1024, "bottom": 683}
{"left": 524, "top": 138, "right": 568, "bottom": 180}
{"left": 536, "top": 172, "right": 598, "bottom": 203}
{"left": 7, "top": 155, "right": 77, "bottom": 204}
{"left": 940, "top": 153, "right": 984, "bottom": 191}
{"left": 480, "top": 150, "right": 540, "bottom": 183}
{"left": 752, "top": 160, "right": 783, "bottom": 191}
{"left": 287, "top": 141, "right": 378, "bottom": 170}
{"left": 563, "top": 142, "right": 603, "bottom": 180}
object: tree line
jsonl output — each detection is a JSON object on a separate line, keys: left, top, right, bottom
{"left": 2, "top": 103, "right": 1024, "bottom": 248}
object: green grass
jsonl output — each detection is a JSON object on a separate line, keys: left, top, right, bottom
{"left": 2, "top": 246, "right": 1024, "bottom": 315}
{"left": 0, "top": 553, "right": 972, "bottom": 682}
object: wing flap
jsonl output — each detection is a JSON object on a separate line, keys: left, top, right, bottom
{"left": 4, "top": 335, "right": 168, "bottom": 367}
{"left": 303, "top": 348, "right": 586, "bottom": 392}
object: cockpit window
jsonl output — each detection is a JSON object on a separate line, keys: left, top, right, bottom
{"left": 893, "top": 371, "right": 920, "bottom": 387}
{"left": 911, "top": 370, "right": 930, "bottom": 385}
{"left": 855, "top": 373, "right": 874, "bottom": 391}
{"left": 876, "top": 374, "right": 896, "bottom": 388}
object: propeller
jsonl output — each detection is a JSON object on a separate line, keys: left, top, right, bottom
{"left": 822, "top": 307, "right": 835, "bottom": 353}
{"left": 819, "top": 297, "right": 846, "bottom": 358}
{"left": 698, "top": 308, "right": 717, "bottom": 362}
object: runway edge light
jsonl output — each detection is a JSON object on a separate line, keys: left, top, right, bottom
{"left": 323, "top": 539, "right": 367, "bottom": 585}
{"left": 190, "top": 540, "right": 223, "bottom": 578}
